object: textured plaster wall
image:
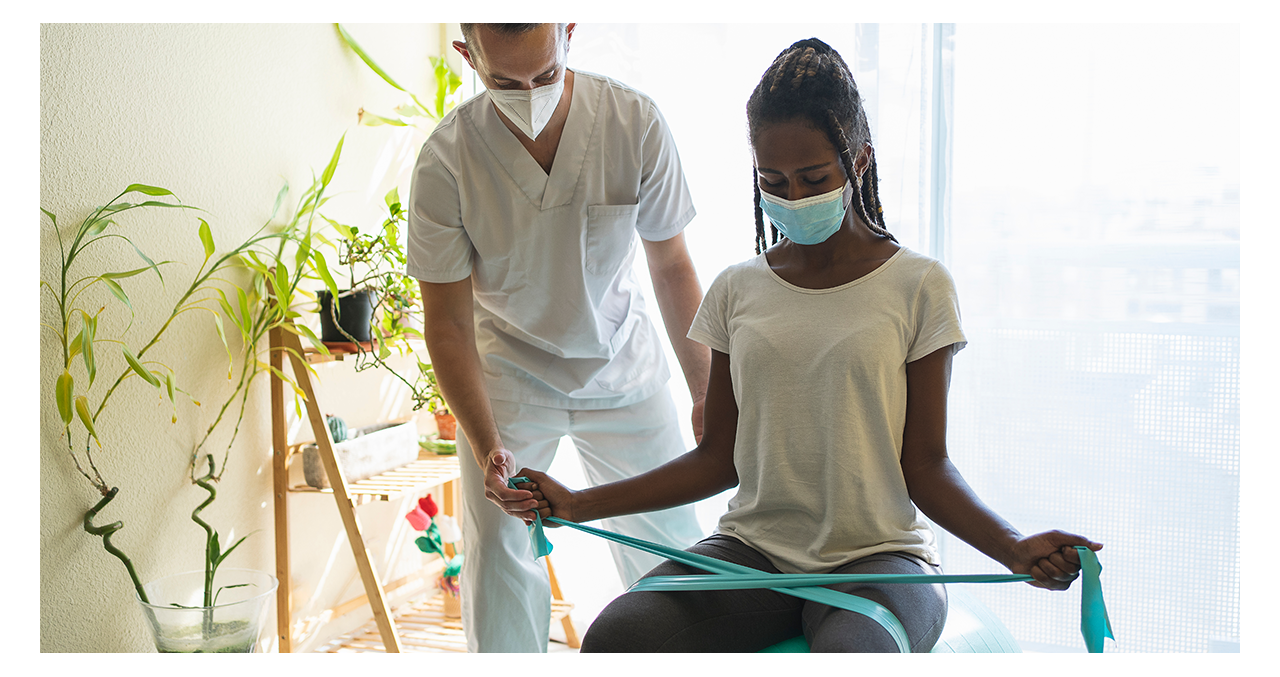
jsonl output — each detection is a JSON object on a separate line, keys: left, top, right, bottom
{"left": 40, "top": 23, "right": 447, "bottom": 652}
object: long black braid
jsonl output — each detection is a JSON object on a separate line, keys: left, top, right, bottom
{"left": 748, "top": 38, "right": 895, "bottom": 254}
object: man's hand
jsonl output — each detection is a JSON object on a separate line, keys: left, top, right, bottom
{"left": 482, "top": 448, "right": 539, "bottom": 522}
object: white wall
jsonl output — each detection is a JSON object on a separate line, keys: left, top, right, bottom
{"left": 40, "top": 23, "right": 447, "bottom": 652}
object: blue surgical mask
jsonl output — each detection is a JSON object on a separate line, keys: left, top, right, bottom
{"left": 759, "top": 182, "right": 852, "bottom": 245}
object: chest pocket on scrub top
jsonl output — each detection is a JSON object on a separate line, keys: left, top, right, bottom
{"left": 585, "top": 204, "right": 639, "bottom": 276}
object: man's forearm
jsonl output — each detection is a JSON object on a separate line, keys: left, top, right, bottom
{"left": 646, "top": 238, "right": 711, "bottom": 399}
{"left": 419, "top": 280, "right": 503, "bottom": 470}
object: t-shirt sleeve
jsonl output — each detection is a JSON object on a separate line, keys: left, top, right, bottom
{"left": 906, "top": 261, "right": 968, "bottom": 362}
{"left": 405, "top": 143, "right": 474, "bottom": 283}
{"left": 634, "top": 100, "right": 696, "bottom": 242}
{"left": 687, "top": 268, "right": 732, "bottom": 354}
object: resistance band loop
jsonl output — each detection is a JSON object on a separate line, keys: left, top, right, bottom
{"left": 507, "top": 477, "right": 1111, "bottom": 652}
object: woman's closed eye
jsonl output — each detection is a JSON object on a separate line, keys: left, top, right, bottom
{"left": 759, "top": 176, "right": 830, "bottom": 189}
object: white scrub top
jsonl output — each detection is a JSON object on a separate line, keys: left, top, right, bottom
{"left": 406, "top": 70, "right": 697, "bottom": 410}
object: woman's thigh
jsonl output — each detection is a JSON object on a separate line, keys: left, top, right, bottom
{"left": 802, "top": 551, "right": 948, "bottom": 653}
{"left": 580, "top": 535, "right": 804, "bottom": 652}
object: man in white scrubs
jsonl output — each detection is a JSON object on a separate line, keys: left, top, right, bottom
{"left": 406, "top": 23, "right": 709, "bottom": 652}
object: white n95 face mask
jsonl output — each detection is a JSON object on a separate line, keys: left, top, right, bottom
{"left": 487, "top": 78, "right": 565, "bottom": 140}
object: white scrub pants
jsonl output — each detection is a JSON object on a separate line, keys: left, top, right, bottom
{"left": 456, "top": 388, "right": 705, "bottom": 653}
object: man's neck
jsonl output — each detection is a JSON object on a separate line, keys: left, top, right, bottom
{"left": 493, "top": 69, "right": 575, "bottom": 175}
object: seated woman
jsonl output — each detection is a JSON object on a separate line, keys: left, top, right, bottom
{"left": 502, "top": 37, "right": 1102, "bottom": 653}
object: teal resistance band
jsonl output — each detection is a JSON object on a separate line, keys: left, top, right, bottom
{"left": 508, "top": 477, "right": 1112, "bottom": 653}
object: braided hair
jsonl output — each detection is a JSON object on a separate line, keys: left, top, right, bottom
{"left": 747, "top": 38, "right": 894, "bottom": 254}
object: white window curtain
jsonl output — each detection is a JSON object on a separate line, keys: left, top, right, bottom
{"left": 561, "top": 23, "right": 1238, "bottom": 653}
{"left": 943, "top": 24, "right": 1240, "bottom": 653}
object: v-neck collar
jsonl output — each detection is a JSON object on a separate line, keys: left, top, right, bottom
{"left": 469, "top": 69, "right": 597, "bottom": 211}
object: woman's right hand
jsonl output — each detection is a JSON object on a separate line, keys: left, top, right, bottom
{"left": 514, "top": 468, "right": 578, "bottom": 526}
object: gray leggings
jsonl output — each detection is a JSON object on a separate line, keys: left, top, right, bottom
{"left": 580, "top": 535, "right": 948, "bottom": 653}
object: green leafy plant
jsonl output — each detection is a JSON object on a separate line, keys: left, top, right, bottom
{"left": 44, "top": 136, "right": 348, "bottom": 620}
{"left": 336, "top": 23, "right": 462, "bottom": 131}
{"left": 187, "top": 135, "right": 349, "bottom": 469}
{"left": 42, "top": 184, "right": 291, "bottom": 606}
{"left": 296, "top": 24, "right": 466, "bottom": 413}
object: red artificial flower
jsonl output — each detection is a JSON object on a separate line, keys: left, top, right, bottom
{"left": 418, "top": 494, "right": 439, "bottom": 517}
{"left": 405, "top": 506, "right": 432, "bottom": 531}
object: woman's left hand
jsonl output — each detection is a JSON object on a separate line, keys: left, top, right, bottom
{"left": 1007, "top": 530, "right": 1104, "bottom": 590}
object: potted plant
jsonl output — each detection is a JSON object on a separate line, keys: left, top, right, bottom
{"left": 43, "top": 184, "right": 302, "bottom": 651}
{"left": 296, "top": 26, "right": 464, "bottom": 418}
{"left": 405, "top": 493, "right": 464, "bottom": 618}
{"left": 423, "top": 363, "right": 456, "bottom": 441}
{"left": 300, "top": 413, "right": 421, "bottom": 490}
{"left": 313, "top": 186, "right": 411, "bottom": 350}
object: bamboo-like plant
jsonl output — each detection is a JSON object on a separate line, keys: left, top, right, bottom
{"left": 42, "top": 183, "right": 293, "bottom": 606}
{"left": 45, "top": 27, "right": 463, "bottom": 633}
{"left": 43, "top": 136, "right": 346, "bottom": 618}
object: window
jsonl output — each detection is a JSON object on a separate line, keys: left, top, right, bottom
{"left": 943, "top": 24, "right": 1240, "bottom": 653}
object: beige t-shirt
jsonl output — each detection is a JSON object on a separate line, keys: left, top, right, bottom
{"left": 688, "top": 247, "right": 966, "bottom": 573}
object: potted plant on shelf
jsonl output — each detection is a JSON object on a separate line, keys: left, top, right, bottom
{"left": 300, "top": 413, "right": 421, "bottom": 490}
{"left": 42, "top": 184, "right": 304, "bottom": 651}
{"left": 415, "top": 363, "right": 457, "bottom": 455}
{"left": 295, "top": 24, "right": 464, "bottom": 418}
{"left": 405, "top": 493, "right": 464, "bottom": 618}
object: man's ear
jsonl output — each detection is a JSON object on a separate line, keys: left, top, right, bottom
{"left": 452, "top": 40, "right": 477, "bottom": 71}
{"left": 565, "top": 22, "right": 576, "bottom": 47}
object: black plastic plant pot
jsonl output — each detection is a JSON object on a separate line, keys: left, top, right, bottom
{"left": 318, "top": 289, "right": 375, "bottom": 343}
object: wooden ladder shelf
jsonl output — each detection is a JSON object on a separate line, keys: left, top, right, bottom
{"left": 268, "top": 318, "right": 580, "bottom": 652}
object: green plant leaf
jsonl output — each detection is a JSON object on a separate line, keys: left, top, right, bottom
{"left": 310, "top": 249, "right": 340, "bottom": 300}
{"left": 123, "top": 347, "right": 161, "bottom": 388}
{"left": 74, "top": 396, "right": 99, "bottom": 445}
{"left": 164, "top": 372, "right": 177, "bottom": 423}
{"left": 320, "top": 134, "right": 345, "bottom": 189}
{"left": 130, "top": 241, "right": 164, "bottom": 285}
{"left": 236, "top": 286, "right": 251, "bottom": 334}
{"left": 100, "top": 277, "right": 132, "bottom": 312}
{"left": 336, "top": 23, "right": 409, "bottom": 93}
{"left": 274, "top": 263, "right": 290, "bottom": 304}
{"left": 294, "top": 234, "right": 312, "bottom": 272}
{"left": 68, "top": 331, "right": 83, "bottom": 359}
{"left": 358, "top": 110, "right": 409, "bottom": 127}
{"left": 124, "top": 184, "right": 176, "bottom": 198}
{"left": 211, "top": 312, "right": 233, "bottom": 379}
{"left": 132, "top": 200, "right": 196, "bottom": 210}
{"left": 209, "top": 531, "right": 221, "bottom": 568}
{"left": 212, "top": 287, "right": 243, "bottom": 339}
{"left": 217, "top": 533, "right": 251, "bottom": 567}
{"left": 41, "top": 208, "right": 57, "bottom": 228}
{"left": 79, "top": 319, "right": 96, "bottom": 386}
{"left": 430, "top": 56, "right": 463, "bottom": 119}
{"left": 56, "top": 371, "right": 74, "bottom": 425}
{"left": 84, "top": 217, "right": 113, "bottom": 239}
{"left": 102, "top": 266, "right": 157, "bottom": 281}
{"left": 320, "top": 214, "right": 353, "bottom": 241}
{"left": 262, "top": 362, "right": 306, "bottom": 399}
{"left": 291, "top": 322, "right": 327, "bottom": 353}
{"left": 198, "top": 218, "right": 215, "bottom": 261}
{"left": 271, "top": 183, "right": 289, "bottom": 221}
{"left": 384, "top": 186, "right": 400, "bottom": 210}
